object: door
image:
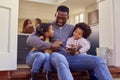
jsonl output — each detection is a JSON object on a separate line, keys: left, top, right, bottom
{"left": 0, "top": 0, "right": 18, "bottom": 70}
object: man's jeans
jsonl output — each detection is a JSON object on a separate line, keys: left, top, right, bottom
{"left": 51, "top": 51, "right": 113, "bottom": 80}
{"left": 26, "top": 51, "right": 51, "bottom": 73}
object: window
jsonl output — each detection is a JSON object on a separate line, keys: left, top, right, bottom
{"left": 75, "top": 13, "right": 84, "bottom": 24}
{"left": 88, "top": 10, "right": 99, "bottom": 26}
{"left": 75, "top": 15, "right": 79, "bottom": 24}
{"left": 79, "top": 13, "right": 84, "bottom": 22}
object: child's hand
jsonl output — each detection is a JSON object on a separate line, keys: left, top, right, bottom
{"left": 66, "top": 44, "right": 79, "bottom": 55}
{"left": 66, "top": 48, "right": 77, "bottom": 55}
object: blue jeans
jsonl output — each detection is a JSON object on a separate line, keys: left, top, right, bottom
{"left": 51, "top": 51, "right": 113, "bottom": 80}
{"left": 26, "top": 50, "right": 51, "bottom": 73}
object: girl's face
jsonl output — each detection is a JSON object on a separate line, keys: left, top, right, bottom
{"left": 27, "top": 20, "right": 32, "bottom": 24}
{"left": 45, "top": 25, "right": 54, "bottom": 38}
{"left": 27, "top": 20, "right": 32, "bottom": 27}
{"left": 73, "top": 27, "right": 83, "bottom": 40}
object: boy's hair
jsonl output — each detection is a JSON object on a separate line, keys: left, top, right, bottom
{"left": 35, "top": 18, "right": 41, "bottom": 24}
{"left": 35, "top": 23, "right": 51, "bottom": 39}
{"left": 73, "top": 23, "right": 92, "bottom": 39}
{"left": 57, "top": 5, "right": 69, "bottom": 14}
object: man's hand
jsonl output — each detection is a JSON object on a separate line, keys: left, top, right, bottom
{"left": 49, "top": 43, "right": 60, "bottom": 52}
{"left": 53, "top": 40, "right": 63, "bottom": 46}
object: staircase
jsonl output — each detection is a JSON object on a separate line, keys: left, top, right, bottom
{"left": 8, "top": 65, "right": 120, "bottom": 80}
{"left": 1, "top": 65, "right": 120, "bottom": 80}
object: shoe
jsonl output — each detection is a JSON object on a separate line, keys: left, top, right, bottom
{"left": 31, "top": 72, "right": 39, "bottom": 80}
{"left": 88, "top": 70, "right": 98, "bottom": 80}
{"left": 89, "top": 75, "right": 98, "bottom": 80}
{"left": 44, "top": 71, "right": 52, "bottom": 80}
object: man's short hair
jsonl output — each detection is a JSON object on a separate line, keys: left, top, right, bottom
{"left": 57, "top": 5, "right": 69, "bottom": 14}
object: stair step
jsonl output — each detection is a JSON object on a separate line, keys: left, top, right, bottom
{"left": 9, "top": 65, "right": 120, "bottom": 79}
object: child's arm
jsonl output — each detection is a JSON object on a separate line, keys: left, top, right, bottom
{"left": 66, "top": 38, "right": 72, "bottom": 48}
{"left": 66, "top": 38, "right": 79, "bottom": 55}
{"left": 78, "top": 39, "right": 90, "bottom": 54}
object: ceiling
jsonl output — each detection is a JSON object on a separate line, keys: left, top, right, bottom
{"left": 19, "top": 0, "right": 97, "bottom": 20}
{"left": 61, "top": 0, "right": 96, "bottom": 13}
{"left": 27, "top": 0, "right": 67, "bottom": 5}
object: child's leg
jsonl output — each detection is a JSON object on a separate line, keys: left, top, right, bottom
{"left": 43, "top": 53, "right": 52, "bottom": 80}
{"left": 43, "top": 53, "right": 52, "bottom": 72}
{"left": 26, "top": 51, "right": 46, "bottom": 80}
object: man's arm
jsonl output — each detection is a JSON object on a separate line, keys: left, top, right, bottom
{"left": 26, "top": 32, "right": 60, "bottom": 51}
{"left": 26, "top": 32, "right": 51, "bottom": 50}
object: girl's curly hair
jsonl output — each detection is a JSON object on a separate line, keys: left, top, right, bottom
{"left": 35, "top": 23, "right": 51, "bottom": 40}
{"left": 73, "top": 22, "right": 92, "bottom": 39}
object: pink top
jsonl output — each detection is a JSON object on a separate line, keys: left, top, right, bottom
{"left": 66, "top": 37, "right": 90, "bottom": 54}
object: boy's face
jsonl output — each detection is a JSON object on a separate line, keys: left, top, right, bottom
{"left": 55, "top": 11, "right": 69, "bottom": 27}
{"left": 46, "top": 25, "right": 54, "bottom": 37}
{"left": 73, "top": 27, "right": 83, "bottom": 40}
{"left": 35, "top": 20, "right": 38, "bottom": 25}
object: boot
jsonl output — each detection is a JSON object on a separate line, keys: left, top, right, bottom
{"left": 44, "top": 71, "right": 52, "bottom": 80}
{"left": 31, "top": 72, "right": 39, "bottom": 80}
{"left": 88, "top": 70, "right": 98, "bottom": 80}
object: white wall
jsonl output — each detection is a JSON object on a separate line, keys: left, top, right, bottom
{"left": 113, "top": 0, "right": 120, "bottom": 66}
{"left": 19, "top": 0, "right": 56, "bottom": 21}
{"left": 85, "top": 3, "right": 98, "bottom": 24}
{"left": 99, "top": 0, "right": 113, "bottom": 48}
{"left": 69, "top": 3, "right": 98, "bottom": 25}
{"left": 99, "top": 0, "right": 120, "bottom": 66}
{"left": 99, "top": 0, "right": 114, "bottom": 65}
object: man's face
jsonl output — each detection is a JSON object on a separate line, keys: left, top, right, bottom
{"left": 55, "top": 11, "right": 69, "bottom": 27}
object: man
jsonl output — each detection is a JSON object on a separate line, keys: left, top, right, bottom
{"left": 27, "top": 5, "right": 113, "bottom": 80}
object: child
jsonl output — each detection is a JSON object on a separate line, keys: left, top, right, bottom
{"left": 66, "top": 22, "right": 92, "bottom": 55}
{"left": 26, "top": 23, "right": 54, "bottom": 80}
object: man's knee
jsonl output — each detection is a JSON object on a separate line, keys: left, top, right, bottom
{"left": 94, "top": 56, "right": 106, "bottom": 64}
{"left": 51, "top": 52, "right": 69, "bottom": 66}
{"left": 51, "top": 52, "right": 65, "bottom": 61}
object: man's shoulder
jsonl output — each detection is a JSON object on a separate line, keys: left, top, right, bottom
{"left": 66, "top": 24, "right": 74, "bottom": 27}
{"left": 67, "top": 37, "right": 74, "bottom": 41}
{"left": 65, "top": 24, "right": 74, "bottom": 31}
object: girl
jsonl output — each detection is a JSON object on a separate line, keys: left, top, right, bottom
{"left": 21, "top": 19, "right": 34, "bottom": 34}
{"left": 26, "top": 23, "right": 54, "bottom": 80}
{"left": 66, "top": 22, "right": 92, "bottom": 55}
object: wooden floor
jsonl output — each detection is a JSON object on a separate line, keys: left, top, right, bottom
{"left": 0, "top": 65, "right": 120, "bottom": 80}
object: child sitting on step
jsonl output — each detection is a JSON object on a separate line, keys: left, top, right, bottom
{"left": 26, "top": 23, "right": 55, "bottom": 80}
